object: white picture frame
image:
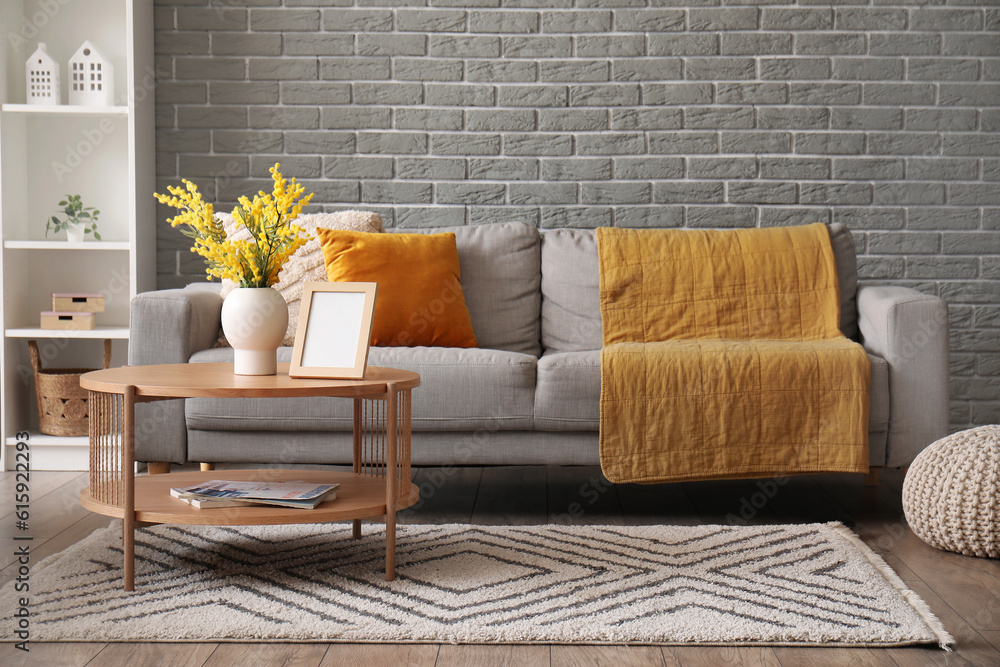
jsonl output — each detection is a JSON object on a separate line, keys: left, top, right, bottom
{"left": 289, "top": 282, "right": 377, "bottom": 380}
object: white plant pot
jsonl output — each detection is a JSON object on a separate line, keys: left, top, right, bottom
{"left": 221, "top": 287, "right": 288, "bottom": 376}
{"left": 66, "top": 226, "right": 85, "bottom": 243}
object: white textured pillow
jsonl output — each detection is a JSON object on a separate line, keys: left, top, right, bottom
{"left": 217, "top": 210, "right": 385, "bottom": 346}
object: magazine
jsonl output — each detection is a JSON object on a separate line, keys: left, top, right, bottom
{"left": 170, "top": 480, "right": 340, "bottom": 510}
{"left": 171, "top": 491, "right": 339, "bottom": 509}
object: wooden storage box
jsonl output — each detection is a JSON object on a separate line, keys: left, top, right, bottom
{"left": 41, "top": 311, "right": 96, "bottom": 330}
{"left": 52, "top": 292, "right": 105, "bottom": 313}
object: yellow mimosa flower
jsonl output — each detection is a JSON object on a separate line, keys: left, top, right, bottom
{"left": 154, "top": 164, "right": 314, "bottom": 288}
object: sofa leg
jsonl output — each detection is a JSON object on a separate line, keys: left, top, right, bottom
{"left": 200, "top": 462, "right": 215, "bottom": 472}
{"left": 864, "top": 468, "right": 880, "bottom": 487}
{"left": 147, "top": 462, "right": 171, "bottom": 475}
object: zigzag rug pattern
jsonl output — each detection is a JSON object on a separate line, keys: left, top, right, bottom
{"left": 12, "top": 522, "right": 952, "bottom": 646}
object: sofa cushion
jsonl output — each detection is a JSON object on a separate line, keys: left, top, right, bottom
{"left": 186, "top": 345, "right": 536, "bottom": 432}
{"left": 539, "top": 224, "right": 861, "bottom": 353}
{"left": 868, "top": 353, "right": 889, "bottom": 433}
{"left": 188, "top": 430, "right": 600, "bottom": 467}
{"left": 534, "top": 350, "right": 601, "bottom": 432}
{"left": 540, "top": 229, "right": 602, "bottom": 352}
{"left": 398, "top": 222, "right": 540, "bottom": 356}
{"left": 531, "top": 348, "right": 889, "bottom": 438}
{"left": 827, "top": 222, "right": 859, "bottom": 341}
{"left": 317, "top": 229, "right": 477, "bottom": 348}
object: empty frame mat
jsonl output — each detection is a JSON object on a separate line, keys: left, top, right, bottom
{"left": 289, "top": 282, "right": 377, "bottom": 379}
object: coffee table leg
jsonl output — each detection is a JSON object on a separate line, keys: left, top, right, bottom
{"left": 386, "top": 517, "right": 396, "bottom": 581}
{"left": 352, "top": 398, "right": 362, "bottom": 541}
{"left": 385, "top": 383, "right": 397, "bottom": 581}
{"left": 122, "top": 385, "right": 136, "bottom": 591}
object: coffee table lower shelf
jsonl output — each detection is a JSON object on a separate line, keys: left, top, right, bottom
{"left": 80, "top": 470, "right": 420, "bottom": 584}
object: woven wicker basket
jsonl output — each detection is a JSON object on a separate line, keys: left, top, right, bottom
{"left": 29, "top": 339, "right": 110, "bottom": 437}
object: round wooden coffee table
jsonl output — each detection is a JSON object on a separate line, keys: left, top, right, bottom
{"left": 79, "top": 362, "right": 420, "bottom": 591}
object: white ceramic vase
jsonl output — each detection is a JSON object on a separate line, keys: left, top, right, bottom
{"left": 221, "top": 287, "right": 288, "bottom": 376}
{"left": 66, "top": 225, "right": 85, "bottom": 243}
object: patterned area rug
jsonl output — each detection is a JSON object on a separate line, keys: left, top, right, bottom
{"left": 13, "top": 522, "right": 952, "bottom": 646}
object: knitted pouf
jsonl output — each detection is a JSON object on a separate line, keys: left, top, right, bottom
{"left": 902, "top": 425, "right": 999, "bottom": 559}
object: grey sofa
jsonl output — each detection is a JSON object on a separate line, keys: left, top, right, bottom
{"left": 130, "top": 222, "right": 949, "bottom": 472}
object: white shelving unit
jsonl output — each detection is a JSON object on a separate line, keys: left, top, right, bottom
{"left": 0, "top": 0, "right": 154, "bottom": 470}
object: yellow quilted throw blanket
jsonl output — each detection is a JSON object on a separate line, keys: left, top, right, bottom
{"left": 598, "top": 223, "right": 870, "bottom": 484}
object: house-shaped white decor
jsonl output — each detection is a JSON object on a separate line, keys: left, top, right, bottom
{"left": 68, "top": 41, "right": 114, "bottom": 106}
{"left": 26, "top": 43, "right": 60, "bottom": 105}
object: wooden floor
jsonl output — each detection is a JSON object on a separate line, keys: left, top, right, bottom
{"left": 1, "top": 465, "right": 997, "bottom": 666}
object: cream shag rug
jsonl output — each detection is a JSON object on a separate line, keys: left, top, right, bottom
{"left": 10, "top": 522, "right": 952, "bottom": 647}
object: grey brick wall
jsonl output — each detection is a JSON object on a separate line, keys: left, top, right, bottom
{"left": 153, "top": 1, "right": 1000, "bottom": 432}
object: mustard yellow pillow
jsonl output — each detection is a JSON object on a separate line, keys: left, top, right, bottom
{"left": 316, "top": 228, "right": 478, "bottom": 348}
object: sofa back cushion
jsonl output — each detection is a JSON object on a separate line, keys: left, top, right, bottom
{"left": 827, "top": 222, "right": 859, "bottom": 341}
{"left": 540, "top": 223, "right": 860, "bottom": 352}
{"left": 398, "top": 222, "right": 541, "bottom": 356}
{"left": 541, "top": 229, "right": 603, "bottom": 352}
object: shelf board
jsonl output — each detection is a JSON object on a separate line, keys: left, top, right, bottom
{"left": 5, "top": 326, "right": 129, "bottom": 339}
{"left": 4, "top": 240, "right": 130, "bottom": 250}
{"left": 5, "top": 433, "right": 87, "bottom": 447}
{"left": 1, "top": 103, "right": 128, "bottom": 115}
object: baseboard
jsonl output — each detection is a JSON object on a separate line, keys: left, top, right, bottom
{"left": 5, "top": 441, "right": 89, "bottom": 471}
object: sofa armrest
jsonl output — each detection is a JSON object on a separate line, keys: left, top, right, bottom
{"left": 129, "top": 284, "right": 223, "bottom": 366}
{"left": 129, "top": 285, "right": 223, "bottom": 464}
{"left": 857, "top": 285, "right": 949, "bottom": 467}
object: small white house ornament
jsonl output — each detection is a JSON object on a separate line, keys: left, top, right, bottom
{"left": 26, "top": 42, "right": 60, "bottom": 105}
{"left": 68, "top": 41, "right": 114, "bottom": 107}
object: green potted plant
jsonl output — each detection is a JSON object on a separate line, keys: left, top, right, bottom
{"left": 47, "top": 194, "right": 100, "bottom": 242}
